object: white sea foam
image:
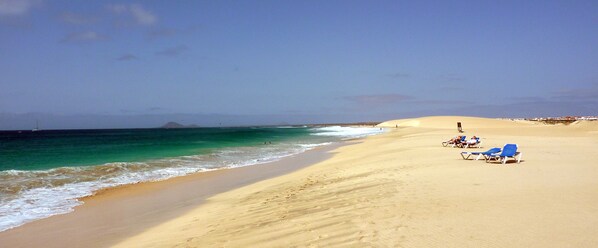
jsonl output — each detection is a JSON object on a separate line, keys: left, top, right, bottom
{"left": 0, "top": 165, "right": 211, "bottom": 232}
{"left": 310, "top": 126, "right": 385, "bottom": 139}
{"left": 299, "top": 142, "right": 332, "bottom": 148}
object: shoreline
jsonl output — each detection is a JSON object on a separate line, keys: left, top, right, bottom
{"left": 0, "top": 140, "right": 354, "bottom": 247}
{"left": 113, "top": 116, "right": 598, "bottom": 247}
{"left": 3, "top": 116, "right": 598, "bottom": 247}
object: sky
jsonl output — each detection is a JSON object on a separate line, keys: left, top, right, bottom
{"left": 1, "top": 0, "right": 597, "bottom": 129}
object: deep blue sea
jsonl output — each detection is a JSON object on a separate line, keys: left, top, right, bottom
{"left": 0, "top": 126, "right": 383, "bottom": 232}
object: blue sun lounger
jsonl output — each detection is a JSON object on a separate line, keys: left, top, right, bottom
{"left": 461, "top": 147, "right": 501, "bottom": 160}
{"left": 485, "top": 144, "right": 523, "bottom": 164}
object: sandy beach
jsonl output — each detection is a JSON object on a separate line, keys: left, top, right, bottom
{"left": 0, "top": 143, "right": 344, "bottom": 247}
{"left": 3, "top": 116, "right": 598, "bottom": 247}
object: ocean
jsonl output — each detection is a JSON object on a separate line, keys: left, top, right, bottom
{"left": 0, "top": 126, "right": 383, "bottom": 232}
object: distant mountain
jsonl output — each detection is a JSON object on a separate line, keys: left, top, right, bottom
{"left": 0, "top": 112, "right": 392, "bottom": 130}
{"left": 160, "top": 122, "right": 198, "bottom": 129}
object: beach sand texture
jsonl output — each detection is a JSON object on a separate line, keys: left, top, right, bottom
{"left": 111, "top": 116, "right": 598, "bottom": 247}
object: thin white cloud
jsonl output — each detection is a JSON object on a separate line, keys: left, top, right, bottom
{"left": 147, "top": 27, "right": 178, "bottom": 39}
{"left": 106, "top": 3, "right": 156, "bottom": 26}
{"left": 156, "top": 45, "right": 188, "bottom": 57}
{"left": 440, "top": 73, "right": 466, "bottom": 82}
{"left": 387, "top": 73, "right": 410, "bottom": 79}
{"left": 62, "top": 31, "right": 108, "bottom": 43}
{"left": 411, "top": 99, "right": 472, "bottom": 105}
{"left": 146, "top": 26, "right": 200, "bottom": 40}
{"left": 59, "top": 11, "right": 97, "bottom": 25}
{"left": 439, "top": 86, "right": 464, "bottom": 91}
{"left": 552, "top": 84, "right": 598, "bottom": 100}
{"left": 129, "top": 4, "right": 155, "bottom": 25}
{"left": 344, "top": 94, "right": 414, "bottom": 105}
{"left": 106, "top": 4, "right": 127, "bottom": 14}
{"left": 0, "top": 0, "right": 38, "bottom": 16}
{"left": 117, "top": 54, "right": 138, "bottom": 61}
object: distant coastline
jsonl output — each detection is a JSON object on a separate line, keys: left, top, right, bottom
{"left": 160, "top": 121, "right": 199, "bottom": 129}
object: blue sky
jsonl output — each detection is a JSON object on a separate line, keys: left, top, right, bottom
{"left": 1, "top": 0, "right": 597, "bottom": 129}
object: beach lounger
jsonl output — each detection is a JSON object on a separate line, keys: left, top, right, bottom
{"left": 485, "top": 144, "right": 523, "bottom": 164}
{"left": 442, "top": 136, "right": 466, "bottom": 147}
{"left": 461, "top": 137, "right": 482, "bottom": 148}
{"left": 461, "top": 147, "right": 501, "bottom": 160}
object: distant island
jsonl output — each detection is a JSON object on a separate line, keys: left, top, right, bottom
{"left": 160, "top": 122, "right": 199, "bottom": 129}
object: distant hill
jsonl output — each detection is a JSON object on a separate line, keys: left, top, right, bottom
{"left": 160, "top": 122, "right": 199, "bottom": 129}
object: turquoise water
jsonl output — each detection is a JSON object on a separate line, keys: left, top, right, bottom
{"left": 0, "top": 126, "right": 384, "bottom": 232}
{"left": 0, "top": 127, "right": 312, "bottom": 171}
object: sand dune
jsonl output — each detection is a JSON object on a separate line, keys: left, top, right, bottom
{"left": 111, "top": 116, "right": 598, "bottom": 247}
{"left": 378, "top": 116, "right": 538, "bottom": 129}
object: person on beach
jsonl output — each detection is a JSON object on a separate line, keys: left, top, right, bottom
{"left": 442, "top": 135, "right": 465, "bottom": 147}
{"left": 464, "top": 136, "right": 479, "bottom": 147}
{"left": 450, "top": 136, "right": 462, "bottom": 144}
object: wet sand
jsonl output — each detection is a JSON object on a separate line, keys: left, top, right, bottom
{"left": 0, "top": 142, "right": 347, "bottom": 248}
